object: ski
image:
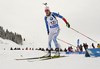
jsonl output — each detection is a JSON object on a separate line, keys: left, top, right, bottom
{"left": 15, "top": 56, "right": 48, "bottom": 60}
{"left": 41, "top": 56, "right": 66, "bottom": 60}
{"left": 32, "top": 56, "right": 66, "bottom": 62}
{"left": 27, "top": 56, "right": 66, "bottom": 62}
{"left": 15, "top": 56, "right": 66, "bottom": 61}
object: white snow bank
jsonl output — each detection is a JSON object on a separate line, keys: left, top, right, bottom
{"left": 0, "top": 50, "right": 100, "bottom": 69}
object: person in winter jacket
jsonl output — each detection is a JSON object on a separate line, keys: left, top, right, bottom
{"left": 92, "top": 43, "right": 95, "bottom": 48}
{"left": 97, "top": 44, "right": 100, "bottom": 48}
{"left": 79, "top": 44, "right": 83, "bottom": 51}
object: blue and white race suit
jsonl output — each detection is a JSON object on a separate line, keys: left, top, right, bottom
{"left": 44, "top": 12, "right": 64, "bottom": 50}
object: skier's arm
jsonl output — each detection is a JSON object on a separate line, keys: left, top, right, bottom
{"left": 52, "top": 12, "right": 70, "bottom": 28}
{"left": 44, "top": 17, "right": 49, "bottom": 34}
{"left": 52, "top": 12, "right": 67, "bottom": 23}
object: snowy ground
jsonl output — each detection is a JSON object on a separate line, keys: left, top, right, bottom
{"left": 0, "top": 50, "right": 100, "bottom": 69}
{"left": 0, "top": 38, "right": 100, "bottom": 69}
{"left": 0, "top": 0, "right": 100, "bottom": 69}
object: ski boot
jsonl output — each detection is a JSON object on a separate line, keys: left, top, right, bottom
{"left": 54, "top": 48, "right": 60, "bottom": 57}
{"left": 43, "top": 50, "right": 51, "bottom": 57}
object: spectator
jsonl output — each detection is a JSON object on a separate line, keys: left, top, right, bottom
{"left": 68, "top": 46, "right": 73, "bottom": 52}
{"left": 22, "top": 48, "right": 24, "bottom": 50}
{"left": 86, "top": 43, "right": 88, "bottom": 49}
{"left": 32, "top": 48, "right": 34, "bottom": 50}
{"left": 46, "top": 48, "right": 48, "bottom": 51}
{"left": 97, "top": 44, "right": 100, "bottom": 48}
{"left": 18, "top": 48, "right": 21, "bottom": 50}
{"left": 39, "top": 48, "right": 41, "bottom": 50}
{"left": 14, "top": 47, "right": 17, "bottom": 50}
{"left": 70, "top": 46, "right": 73, "bottom": 52}
{"left": 79, "top": 44, "right": 83, "bottom": 51}
{"left": 60, "top": 48, "right": 63, "bottom": 52}
{"left": 92, "top": 43, "right": 95, "bottom": 48}
{"left": 29, "top": 48, "right": 31, "bottom": 50}
{"left": 26, "top": 47, "right": 28, "bottom": 50}
{"left": 35, "top": 48, "right": 38, "bottom": 50}
{"left": 83, "top": 43, "right": 87, "bottom": 51}
{"left": 41, "top": 48, "right": 45, "bottom": 51}
{"left": 64, "top": 48, "right": 67, "bottom": 52}
{"left": 10, "top": 47, "right": 13, "bottom": 50}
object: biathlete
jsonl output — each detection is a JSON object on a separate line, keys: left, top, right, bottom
{"left": 44, "top": 7, "right": 70, "bottom": 57}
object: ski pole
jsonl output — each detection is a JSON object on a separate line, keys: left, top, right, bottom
{"left": 57, "top": 38, "right": 77, "bottom": 47}
{"left": 70, "top": 27, "right": 97, "bottom": 43}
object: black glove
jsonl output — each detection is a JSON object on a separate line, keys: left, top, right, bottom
{"left": 66, "top": 22, "right": 70, "bottom": 28}
{"left": 47, "top": 31, "right": 49, "bottom": 35}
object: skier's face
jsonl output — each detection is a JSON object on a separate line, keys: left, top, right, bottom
{"left": 45, "top": 10, "right": 50, "bottom": 16}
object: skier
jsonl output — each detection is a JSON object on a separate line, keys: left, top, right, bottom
{"left": 44, "top": 6, "right": 70, "bottom": 57}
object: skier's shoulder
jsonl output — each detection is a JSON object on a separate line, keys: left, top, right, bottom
{"left": 53, "top": 12, "right": 64, "bottom": 19}
{"left": 52, "top": 12, "right": 58, "bottom": 16}
{"left": 52, "top": 12, "right": 63, "bottom": 18}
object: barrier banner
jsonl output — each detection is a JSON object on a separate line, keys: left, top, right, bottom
{"left": 86, "top": 48, "right": 100, "bottom": 57}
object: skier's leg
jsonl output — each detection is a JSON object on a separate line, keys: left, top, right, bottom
{"left": 48, "top": 32, "right": 54, "bottom": 50}
{"left": 53, "top": 30, "right": 60, "bottom": 56}
{"left": 53, "top": 30, "right": 59, "bottom": 49}
{"left": 44, "top": 31, "right": 54, "bottom": 57}
{"left": 53, "top": 33, "right": 59, "bottom": 49}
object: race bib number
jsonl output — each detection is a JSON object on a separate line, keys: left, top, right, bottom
{"left": 50, "top": 21, "right": 56, "bottom": 25}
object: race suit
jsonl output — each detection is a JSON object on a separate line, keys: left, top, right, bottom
{"left": 44, "top": 12, "right": 67, "bottom": 50}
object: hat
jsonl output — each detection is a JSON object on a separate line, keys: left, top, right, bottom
{"left": 45, "top": 7, "right": 50, "bottom": 11}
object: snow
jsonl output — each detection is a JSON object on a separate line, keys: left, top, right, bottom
{"left": 0, "top": 38, "right": 100, "bottom": 69}
{"left": 0, "top": 0, "right": 100, "bottom": 69}
{"left": 0, "top": 50, "right": 100, "bottom": 69}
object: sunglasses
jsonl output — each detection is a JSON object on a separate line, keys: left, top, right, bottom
{"left": 45, "top": 10, "right": 49, "bottom": 12}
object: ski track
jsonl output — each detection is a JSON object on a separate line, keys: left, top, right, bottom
{"left": 0, "top": 50, "right": 100, "bottom": 69}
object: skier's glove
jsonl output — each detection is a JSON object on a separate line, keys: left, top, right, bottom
{"left": 66, "top": 22, "right": 70, "bottom": 28}
{"left": 47, "top": 32, "right": 49, "bottom": 35}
